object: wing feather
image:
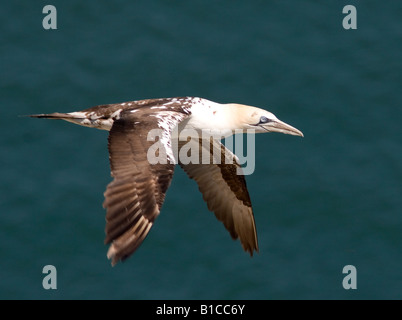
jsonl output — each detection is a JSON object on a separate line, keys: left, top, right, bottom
{"left": 179, "top": 138, "right": 258, "bottom": 255}
{"left": 103, "top": 108, "right": 189, "bottom": 265}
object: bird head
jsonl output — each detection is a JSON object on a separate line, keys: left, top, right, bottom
{"left": 228, "top": 104, "right": 304, "bottom": 137}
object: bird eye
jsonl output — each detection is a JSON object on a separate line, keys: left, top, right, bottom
{"left": 259, "top": 116, "right": 270, "bottom": 124}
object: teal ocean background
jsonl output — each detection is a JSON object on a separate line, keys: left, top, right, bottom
{"left": 1, "top": 1, "right": 401, "bottom": 299}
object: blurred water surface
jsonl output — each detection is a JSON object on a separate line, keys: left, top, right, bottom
{"left": 1, "top": 1, "right": 401, "bottom": 299}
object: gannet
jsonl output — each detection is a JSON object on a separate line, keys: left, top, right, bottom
{"left": 30, "top": 97, "right": 303, "bottom": 265}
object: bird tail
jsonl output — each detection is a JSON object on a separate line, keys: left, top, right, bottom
{"left": 28, "top": 112, "right": 80, "bottom": 120}
{"left": 28, "top": 111, "right": 103, "bottom": 129}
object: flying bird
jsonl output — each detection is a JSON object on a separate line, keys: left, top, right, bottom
{"left": 30, "top": 97, "right": 303, "bottom": 265}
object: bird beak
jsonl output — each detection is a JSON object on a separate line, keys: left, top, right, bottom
{"left": 260, "top": 119, "right": 304, "bottom": 137}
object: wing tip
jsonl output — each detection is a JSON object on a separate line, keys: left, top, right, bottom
{"left": 246, "top": 245, "right": 259, "bottom": 257}
{"left": 242, "top": 236, "right": 259, "bottom": 257}
{"left": 107, "top": 245, "right": 118, "bottom": 266}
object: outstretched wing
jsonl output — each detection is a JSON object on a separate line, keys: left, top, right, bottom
{"left": 103, "top": 109, "right": 190, "bottom": 265}
{"left": 178, "top": 138, "right": 258, "bottom": 255}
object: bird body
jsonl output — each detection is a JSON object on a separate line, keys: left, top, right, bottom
{"left": 31, "top": 97, "right": 303, "bottom": 265}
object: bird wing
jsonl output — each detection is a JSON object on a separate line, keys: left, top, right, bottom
{"left": 178, "top": 137, "right": 259, "bottom": 255}
{"left": 103, "top": 109, "right": 190, "bottom": 265}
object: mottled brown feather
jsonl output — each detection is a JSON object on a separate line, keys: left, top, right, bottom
{"left": 178, "top": 138, "right": 258, "bottom": 255}
{"left": 103, "top": 108, "right": 189, "bottom": 265}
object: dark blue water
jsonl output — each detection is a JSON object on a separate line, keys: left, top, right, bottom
{"left": 1, "top": 1, "right": 401, "bottom": 299}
